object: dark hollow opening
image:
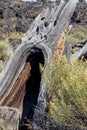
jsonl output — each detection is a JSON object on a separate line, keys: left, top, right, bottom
{"left": 20, "top": 47, "right": 44, "bottom": 129}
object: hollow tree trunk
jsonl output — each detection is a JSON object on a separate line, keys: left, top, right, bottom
{"left": 0, "top": 0, "right": 76, "bottom": 130}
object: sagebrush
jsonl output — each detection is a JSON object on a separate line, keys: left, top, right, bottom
{"left": 43, "top": 56, "right": 87, "bottom": 125}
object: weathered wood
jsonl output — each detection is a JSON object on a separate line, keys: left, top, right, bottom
{"left": 0, "top": 0, "right": 65, "bottom": 98}
{"left": 0, "top": 0, "right": 76, "bottom": 129}
{"left": 71, "top": 42, "right": 87, "bottom": 61}
{"left": 33, "top": 0, "right": 76, "bottom": 127}
{"left": 0, "top": 63, "right": 31, "bottom": 108}
{"left": 64, "top": 42, "right": 72, "bottom": 63}
{"left": 0, "top": 106, "right": 19, "bottom": 130}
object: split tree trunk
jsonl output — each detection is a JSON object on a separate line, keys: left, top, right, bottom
{"left": 0, "top": 0, "right": 76, "bottom": 130}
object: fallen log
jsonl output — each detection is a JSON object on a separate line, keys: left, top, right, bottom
{"left": 0, "top": 0, "right": 76, "bottom": 129}
{"left": 71, "top": 42, "right": 87, "bottom": 61}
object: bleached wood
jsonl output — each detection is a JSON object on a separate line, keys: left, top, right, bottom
{"left": 0, "top": 0, "right": 76, "bottom": 129}
{"left": 71, "top": 43, "right": 87, "bottom": 61}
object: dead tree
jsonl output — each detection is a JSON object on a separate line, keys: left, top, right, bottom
{"left": 71, "top": 42, "right": 87, "bottom": 61}
{"left": 0, "top": 0, "right": 76, "bottom": 130}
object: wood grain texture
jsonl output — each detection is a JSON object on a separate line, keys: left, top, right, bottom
{"left": 0, "top": 106, "right": 19, "bottom": 130}
{"left": 0, "top": 63, "right": 31, "bottom": 108}
{"left": 0, "top": 0, "right": 76, "bottom": 129}
{"left": 71, "top": 42, "right": 87, "bottom": 62}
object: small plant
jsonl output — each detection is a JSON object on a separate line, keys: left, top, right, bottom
{"left": 0, "top": 38, "right": 13, "bottom": 71}
{"left": 0, "top": 31, "right": 23, "bottom": 71}
{"left": 5, "top": 31, "right": 23, "bottom": 39}
{"left": 0, "top": 39, "right": 9, "bottom": 61}
{"left": 43, "top": 56, "right": 87, "bottom": 125}
{"left": 67, "top": 25, "right": 87, "bottom": 44}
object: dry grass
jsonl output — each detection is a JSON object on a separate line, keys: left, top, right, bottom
{"left": 67, "top": 25, "right": 87, "bottom": 45}
{"left": 43, "top": 56, "right": 87, "bottom": 125}
{"left": 0, "top": 31, "right": 23, "bottom": 72}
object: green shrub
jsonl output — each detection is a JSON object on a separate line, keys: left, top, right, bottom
{"left": 43, "top": 56, "right": 87, "bottom": 125}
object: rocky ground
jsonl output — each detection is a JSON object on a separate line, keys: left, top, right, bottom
{"left": 71, "top": 2, "right": 87, "bottom": 25}
{"left": 0, "top": 0, "right": 87, "bottom": 73}
{"left": 0, "top": 1, "right": 87, "bottom": 35}
{"left": 0, "top": 1, "right": 87, "bottom": 71}
{"left": 0, "top": 0, "right": 46, "bottom": 71}
{"left": 0, "top": 1, "right": 87, "bottom": 130}
{"left": 0, "top": 0, "right": 48, "bottom": 35}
